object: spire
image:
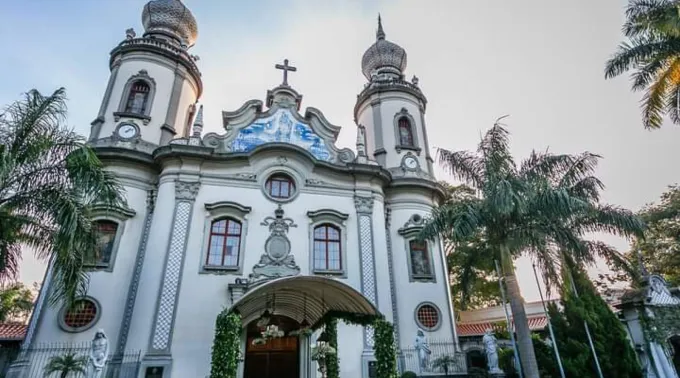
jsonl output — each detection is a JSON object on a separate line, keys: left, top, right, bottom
{"left": 377, "top": 14, "right": 385, "bottom": 40}
{"left": 192, "top": 104, "right": 203, "bottom": 137}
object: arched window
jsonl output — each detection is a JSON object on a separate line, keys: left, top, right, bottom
{"left": 398, "top": 117, "right": 414, "bottom": 147}
{"left": 125, "top": 80, "right": 151, "bottom": 114}
{"left": 265, "top": 174, "right": 295, "bottom": 200}
{"left": 206, "top": 218, "right": 242, "bottom": 267}
{"left": 409, "top": 240, "right": 433, "bottom": 279}
{"left": 313, "top": 224, "right": 342, "bottom": 271}
{"left": 86, "top": 220, "right": 119, "bottom": 267}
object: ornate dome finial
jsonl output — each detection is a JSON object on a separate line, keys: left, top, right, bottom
{"left": 377, "top": 14, "right": 385, "bottom": 40}
{"left": 142, "top": 0, "right": 198, "bottom": 48}
{"left": 361, "top": 16, "right": 407, "bottom": 80}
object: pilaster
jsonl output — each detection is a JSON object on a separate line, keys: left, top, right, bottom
{"left": 160, "top": 69, "right": 184, "bottom": 145}
{"left": 384, "top": 204, "right": 400, "bottom": 346}
{"left": 115, "top": 189, "right": 157, "bottom": 355}
{"left": 147, "top": 180, "right": 200, "bottom": 357}
{"left": 89, "top": 63, "right": 121, "bottom": 141}
{"left": 354, "top": 194, "right": 378, "bottom": 350}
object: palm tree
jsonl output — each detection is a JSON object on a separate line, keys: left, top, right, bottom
{"left": 431, "top": 355, "right": 459, "bottom": 375}
{"left": 419, "top": 118, "right": 644, "bottom": 378}
{"left": 0, "top": 88, "right": 123, "bottom": 305}
{"left": 605, "top": 0, "right": 680, "bottom": 129}
{"left": 43, "top": 352, "right": 88, "bottom": 378}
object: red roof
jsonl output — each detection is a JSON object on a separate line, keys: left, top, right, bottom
{"left": 0, "top": 323, "right": 27, "bottom": 341}
{"left": 456, "top": 316, "right": 548, "bottom": 337}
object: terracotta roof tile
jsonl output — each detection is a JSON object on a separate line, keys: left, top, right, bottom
{"left": 456, "top": 316, "right": 548, "bottom": 337}
{"left": 0, "top": 323, "right": 27, "bottom": 341}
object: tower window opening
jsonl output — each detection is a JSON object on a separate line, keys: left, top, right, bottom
{"left": 125, "top": 80, "right": 151, "bottom": 114}
{"left": 398, "top": 117, "right": 414, "bottom": 147}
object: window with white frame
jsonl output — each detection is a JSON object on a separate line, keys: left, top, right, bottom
{"left": 313, "top": 224, "right": 342, "bottom": 271}
{"left": 202, "top": 201, "right": 251, "bottom": 274}
{"left": 206, "top": 218, "right": 242, "bottom": 268}
{"left": 308, "top": 209, "right": 348, "bottom": 276}
{"left": 84, "top": 205, "right": 135, "bottom": 271}
{"left": 399, "top": 215, "right": 436, "bottom": 282}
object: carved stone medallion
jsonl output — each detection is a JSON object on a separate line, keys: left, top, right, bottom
{"left": 251, "top": 205, "right": 300, "bottom": 280}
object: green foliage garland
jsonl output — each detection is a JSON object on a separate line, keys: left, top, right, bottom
{"left": 210, "top": 310, "right": 242, "bottom": 378}
{"left": 325, "top": 317, "right": 340, "bottom": 378}
{"left": 312, "top": 310, "right": 380, "bottom": 330}
{"left": 374, "top": 319, "right": 398, "bottom": 378}
{"left": 641, "top": 306, "right": 680, "bottom": 345}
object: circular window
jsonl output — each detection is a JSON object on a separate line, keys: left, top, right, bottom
{"left": 58, "top": 297, "right": 101, "bottom": 332}
{"left": 263, "top": 173, "right": 297, "bottom": 202}
{"left": 415, "top": 303, "right": 441, "bottom": 331}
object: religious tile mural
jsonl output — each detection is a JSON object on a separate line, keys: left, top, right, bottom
{"left": 230, "top": 109, "right": 333, "bottom": 162}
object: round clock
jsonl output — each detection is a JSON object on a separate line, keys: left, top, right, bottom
{"left": 117, "top": 123, "right": 138, "bottom": 139}
{"left": 404, "top": 156, "right": 419, "bottom": 170}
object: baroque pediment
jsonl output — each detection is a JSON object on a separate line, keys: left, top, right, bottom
{"left": 203, "top": 98, "right": 355, "bottom": 165}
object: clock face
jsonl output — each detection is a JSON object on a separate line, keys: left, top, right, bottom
{"left": 117, "top": 124, "right": 137, "bottom": 139}
{"left": 404, "top": 156, "right": 418, "bottom": 169}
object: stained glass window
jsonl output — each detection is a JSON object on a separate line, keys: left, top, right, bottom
{"left": 125, "top": 80, "right": 150, "bottom": 114}
{"left": 398, "top": 117, "right": 414, "bottom": 146}
{"left": 206, "top": 218, "right": 242, "bottom": 268}
{"left": 86, "top": 220, "right": 118, "bottom": 267}
{"left": 409, "top": 240, "right": 432, "bottom": 277}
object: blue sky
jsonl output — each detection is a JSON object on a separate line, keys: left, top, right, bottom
{"left": 4, "top": 0, "right": 679, "bottom": 301}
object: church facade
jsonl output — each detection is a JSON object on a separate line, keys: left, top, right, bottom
{"left": 18, "top": 1, "right": 460, "bottom": 377}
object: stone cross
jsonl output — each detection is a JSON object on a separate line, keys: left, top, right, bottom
{"left": 275, "top": 59, "right": 297, "bottom": 86}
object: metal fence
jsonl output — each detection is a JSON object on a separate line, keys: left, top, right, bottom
{"left": 1, "top": 342, "right": 140, "bottom": 378}
{"left": 401, "top": 338, "right": 467, "bottom": 376}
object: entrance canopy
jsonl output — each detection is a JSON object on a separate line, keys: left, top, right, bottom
{"left": 230, "top": 276, "right": 380, "bottom": 327}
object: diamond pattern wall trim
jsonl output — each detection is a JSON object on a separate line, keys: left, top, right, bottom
{"left": 151, "top": 200, "right": 192, "bottom": 352}
{"left": 355, "top": 195, "right": 378, "bottom": 348}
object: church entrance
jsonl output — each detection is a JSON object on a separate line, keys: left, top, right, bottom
{"left": 244, "top": 315, "right": 299, "bottom": 378}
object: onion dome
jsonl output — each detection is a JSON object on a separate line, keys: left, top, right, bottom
{"left": 361, "top": 16, "right": 407, "bottom": 80}
{"left": 142, "top": 0, "right": 198, "bottom": 47}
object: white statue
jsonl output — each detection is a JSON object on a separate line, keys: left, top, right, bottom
{"left": 483, "top": 329, "right": 503, "bottom": 374}
{"left": 414, "top": 329, "right": 431, "bottom": 370}
{"left": 89, "top": 329, "right": 109, "bottom": 378}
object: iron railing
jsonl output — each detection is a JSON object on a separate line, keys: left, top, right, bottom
{"left": 401, "top": 338, "right": 467, "bottom": 376}
{"left": 1, "top": 342, "right": 140, "bottom": 378}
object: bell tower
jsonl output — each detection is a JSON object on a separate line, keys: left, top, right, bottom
{"left": 354, "top": 17, "right": 434, "bottom": 176}
{"left": 89, "top": 0, "right": 203, "bottom": 146}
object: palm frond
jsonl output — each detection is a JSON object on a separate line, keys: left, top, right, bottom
{"left": 604, "top": 37, "right": 680, "bottom": 79}
{"left": 624, "top": 0, "right": 680, "bottom": 38}
{"left": 436, "top": 148, "right": 484, "bottom": 189}
{"left": 419, "top": 200, "right": 483, "bottom": 242}
{"left": 641, "top": 57, "right": 680, "bottom": 128}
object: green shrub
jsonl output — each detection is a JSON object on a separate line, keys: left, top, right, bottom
{"left": 400, "top": 371, "right": 417, "bottom": 378}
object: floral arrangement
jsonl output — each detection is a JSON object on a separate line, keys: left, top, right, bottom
{"left": 311, "top": 342, "right": 337, "bottom": 361}
{"left": 251, "top": 324, "right": 285, "bottom": 345}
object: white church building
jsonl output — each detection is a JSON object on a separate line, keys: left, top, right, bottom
{"left": 15, "top": 1, "right": 462, "bottom": 377}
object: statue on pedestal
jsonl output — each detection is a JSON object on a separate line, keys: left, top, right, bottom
{"left": 89, "top": 329, "right": 109, "bottom": 378}
{"left": 483, "top": 328, "right": 504, "bottom": 374}
{"left": 415, "top": 329, "right": 431, "bottom": 371}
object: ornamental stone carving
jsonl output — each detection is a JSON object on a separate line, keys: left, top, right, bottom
{"left": 354, "top": 195, "right": 374, "bottom": 214}
{"left": 251, "top": 206, "right": 300, "bottom": 280}
{"left": 175, "top": 181, "right": 200, "bottom": 201}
